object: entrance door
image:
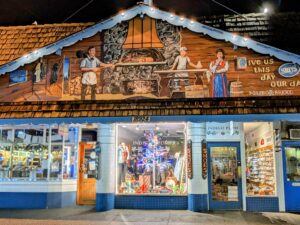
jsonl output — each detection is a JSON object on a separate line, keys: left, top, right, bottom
{"left": 208, "top": 142, "right": 242, "bottom": 210}
{"left": 282, "top": 141, "right": 300, "bottom": 212}
{"left": 77, "top": 142, "right": 96, "bottom": 205}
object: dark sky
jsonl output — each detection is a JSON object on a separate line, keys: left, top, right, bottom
{"left": 0, "top": 0, "right": 299, "bottom": 26}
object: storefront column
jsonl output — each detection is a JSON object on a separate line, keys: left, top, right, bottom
{"left": 187, "top": 122, "right": 208, "bottom": 212}
{"left": 274, "top": 122, "right": 285, "bottom": 211}
{"left": 96, "top": 123, "right": 116, "bottom": 211}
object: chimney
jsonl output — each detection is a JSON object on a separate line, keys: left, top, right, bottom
{"left": 122, "top": 16, "right": 163, "bottom": 49}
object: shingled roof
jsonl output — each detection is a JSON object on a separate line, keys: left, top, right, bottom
{"left": 198, "top": 12, "right": 300, "bottom": 55}
{"left": 0, "top": 22, "right": 94, "bottom": 66}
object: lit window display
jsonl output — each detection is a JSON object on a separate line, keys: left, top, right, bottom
{"left": 0, "top": 124, "right": 79, "bottom": 181}
{"left": 116, "top": 123, "right": 187, "bottom": 195}
{"left": 245, "top": 122, "right": 276, "bottom": 196}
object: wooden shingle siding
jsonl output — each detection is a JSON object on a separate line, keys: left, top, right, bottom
{"left": 0, "top": 97, "right": 299, "bottom": 119}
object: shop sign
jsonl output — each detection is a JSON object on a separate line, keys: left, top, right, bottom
{"left": 206, "top": 122, "right": 241, "bottom": 140}
{"left": 187, "top": 139, "right": 193, "bottom": 179}
{"left": 202, "top": 141, "right": 207, "bottom": 179}
{"left": 278, "top": 63, "right": 300, "bottom": 78}
{"left": 132, "top": 116, "right": 150, "bottom": 122}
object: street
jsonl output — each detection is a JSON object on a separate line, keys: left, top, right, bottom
{"left": 0, "top": 207, "right": 299, "bottom": 225}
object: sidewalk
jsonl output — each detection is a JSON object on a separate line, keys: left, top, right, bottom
{"left": 0, "top": 207, "right": 299, "bottom": 225}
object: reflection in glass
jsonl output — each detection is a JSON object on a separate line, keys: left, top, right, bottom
{"left": 0, "top": 145, "right": 12, "bottom": 180}
{"left": 285, "top": 147, "right": 300, "bottom": 182}
{"left": 211, "top": 147, "right": 238, "bottom": 201}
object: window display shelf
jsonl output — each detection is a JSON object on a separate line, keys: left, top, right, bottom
{"left": 246, "top": 145, "right": 276, "bottom": 196}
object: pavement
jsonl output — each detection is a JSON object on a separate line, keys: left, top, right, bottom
{"left": 0, "top": 207, "right": 299, "bottom": 225}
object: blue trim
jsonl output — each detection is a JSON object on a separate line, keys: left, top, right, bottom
{"left": 0, "top": 192, "right": 76, "bottom": 209}
{"left": 96, "top": 193, "right": 115, "bottom": 211}
{"left": 47, "top": 192, "right": 77, "bottom": 208}
{"left": 282, "top": 141, "right": 300, "bottom": 212}
{"left": 115, "top": 195, "right": 188, "bottom": 210}
{"left": 1, "top": 4, "right": 300, "bottom": 75}
{"left": 246, "top": 197, "right": 279, "bottom": 212}
{"left": 207, "top": 142, "right": 243, "bottom": 210}
{"left": 188, "top": 194, "right": 208, "bottom": 212}
{"left": 1, "top": 113, "right": 300, "bottom": 125}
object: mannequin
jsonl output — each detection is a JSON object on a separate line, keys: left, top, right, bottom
{"left": 117, "top": 143, "right": 129, "bottom": 186}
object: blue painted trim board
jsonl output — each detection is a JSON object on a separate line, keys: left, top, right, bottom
{"left": 1, "top": 113, "right": 300, "bottom": 125}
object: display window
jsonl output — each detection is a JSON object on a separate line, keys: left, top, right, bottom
{"left": 116, "top": 123, "right": 187, "bottom": 195}
{"left": 244, "top": 122, "right": 276, "bottom": 196}
{"left": 285, "top": 147, "right": 300, "bottom": 182}
{"left": 0, "top": 124, "right": 79, "bottom": 182}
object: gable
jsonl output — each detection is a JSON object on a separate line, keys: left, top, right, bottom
{"left": 0, "top": 4, "right": 299, "bottom": 76}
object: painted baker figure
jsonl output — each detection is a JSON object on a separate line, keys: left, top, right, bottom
{"left": 171, "top": 47, "right": 202, "bottom": 90}
{"left": 80, "top": 46, "right": 114, "bottom": 100}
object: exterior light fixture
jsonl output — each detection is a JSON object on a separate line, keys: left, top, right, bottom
{"left": 264, "top": 8, "right": 268, "bottom": 13}
{"left": 180, "top": 17, "right": 184, "bottom": 21}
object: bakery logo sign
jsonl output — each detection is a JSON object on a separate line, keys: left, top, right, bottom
{"left": 278, "top": 63, "right": 300, "bottom": 78}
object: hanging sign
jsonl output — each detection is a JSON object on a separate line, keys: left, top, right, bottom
{"left": 187, "top": 139, "right": 193, "bottom": 179}
{"left": 202, "top": 140, "right": 208, "bottom": 179}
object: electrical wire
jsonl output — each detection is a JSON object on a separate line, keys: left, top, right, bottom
{"left": 211, "top": 0, "right": 248, "bottom": 20}
{"left": 62, "top": 0, "right": 95, "bottom": 23}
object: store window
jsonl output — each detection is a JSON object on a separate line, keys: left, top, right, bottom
{"left": 285, "top": 147, "right": 300, "bottom": 182}
{"left": 12, "top": 128, "right": 47, "bottom": 181}
{"left": 244, "top": 122, "right": 276, "bottom": 196}
{"left": 116, "top": 123, "right": 187, "bottom": 195}
{"left": 0, "top": 124, "right": 79, "bottom": 182}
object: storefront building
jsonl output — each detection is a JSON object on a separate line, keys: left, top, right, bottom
{"left": 0, "top": 2, "right": 299, "bottom": 212}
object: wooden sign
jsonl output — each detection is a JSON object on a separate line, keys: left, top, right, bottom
{"left": 202, "top": 140, "right": 208, "bottom": 179}
{"left": 187, "top": 139, "right": 193, "bottom": 179}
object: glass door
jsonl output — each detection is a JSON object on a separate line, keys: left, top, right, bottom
{"left": 208, "top": 142, "right": 242, "bottom": 210}
{"left": 282, "top": 142, "right": 300, "bottom": 212}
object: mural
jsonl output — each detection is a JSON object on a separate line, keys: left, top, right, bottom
{"left": 1, "top": 16, "right": 300, "bottom": 102}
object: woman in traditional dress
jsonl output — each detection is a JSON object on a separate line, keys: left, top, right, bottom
{"left": 209, "top": 48, "right": 229, "bottom": 97}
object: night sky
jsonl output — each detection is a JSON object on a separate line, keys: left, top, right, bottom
{"left": 0, "top": 0, "right": 299, "bottom": 26}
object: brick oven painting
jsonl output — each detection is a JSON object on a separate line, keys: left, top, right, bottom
{"left": 0, "top": 13, "right": 299, "bottom": 102}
